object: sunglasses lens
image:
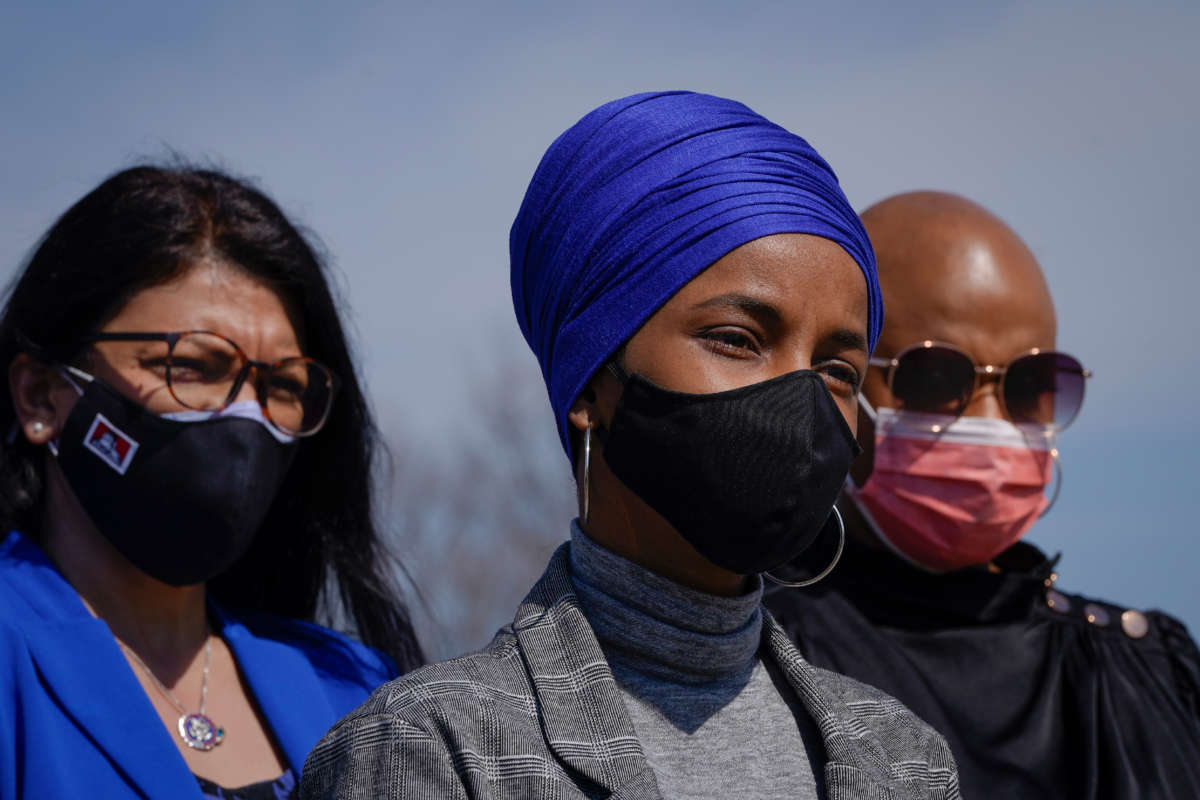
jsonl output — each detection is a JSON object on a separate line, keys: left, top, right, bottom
{"left": 890, "top": 346, "right": 976, "bottom": 415}
{"left": 1004, "top": 352, "right": 1086, "bottom": 429}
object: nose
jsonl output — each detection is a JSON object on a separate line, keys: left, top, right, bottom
{"left": 228, "top": 365, "right": 264, "bottom": 407}
{"left": 962, "top": 379, "right": 1006, "bottom": 420}
{"left": 777, "top": 349, "right": 814, "bottom": 378}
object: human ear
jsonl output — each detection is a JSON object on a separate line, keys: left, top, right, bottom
{"left": 568, "top": 386, "right": 597, "bottom": 430}
{"left": 567, "top": 363, "right": 625, "bottom": 435}
{"left": 567, "top": 365, "right": 628, "bottom": 477}
{"left": 8, "top": 354, "right": 75, "bottom": 445}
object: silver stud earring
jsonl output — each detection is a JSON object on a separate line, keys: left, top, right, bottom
{"left": 30, "top": 421, "right": 45, "bottom": 436}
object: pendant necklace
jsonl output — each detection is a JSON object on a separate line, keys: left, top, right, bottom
{"left": 120, "top": 637, "right": 226, "bottom": 751}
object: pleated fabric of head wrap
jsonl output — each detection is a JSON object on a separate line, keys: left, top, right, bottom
{"left": 510, "top": 91, "right": 880, "bottom": 457}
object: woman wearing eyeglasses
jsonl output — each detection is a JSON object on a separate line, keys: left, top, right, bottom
{"left": 301, "top": 92, "right": 961, "bottom": 800}
{"left": 766, "top": 191, "right": 1200, "bottom": 799}
{"left": 0, "top": 166, "right": 422, "bottom": 799}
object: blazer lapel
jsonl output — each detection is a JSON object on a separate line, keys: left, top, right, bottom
{"left": 512, "top": 544, "right": 662, "bottom": 800}
{"left": 762, "top": 611, "right": 897, "bottom": 799}
{"left": 217, "top": 610, "right": 337, "bottom": 774}
{"left": 22, "top": 614, "right": 200, "bottom": 798}
{"left": 4, "top": 531, "right": 199, "bottom": 799}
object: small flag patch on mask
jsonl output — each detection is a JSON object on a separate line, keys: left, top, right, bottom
{"left": 83, "top": 413, "right": 139, "bottom": 474}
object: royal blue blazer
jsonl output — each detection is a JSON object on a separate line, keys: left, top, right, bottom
{"left": 0, "top": 530, "right": 398, "bottom": 799}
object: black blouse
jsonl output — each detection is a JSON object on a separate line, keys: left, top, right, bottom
{"left": 765, "top": 537, "right": 1200, "bottom": 800}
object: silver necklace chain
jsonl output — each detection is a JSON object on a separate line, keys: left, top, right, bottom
{"left": 120, "top": 635, "right": 225, "bottom": 749}
{"left": 119, "top": 637, "right": 211, "bottom": 717}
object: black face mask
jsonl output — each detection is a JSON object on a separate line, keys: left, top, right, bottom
{"left": 602, "top": 365, "right": 861, "bottom": 575}
{"left": 51, "top": 372, "right": 297, "bottom": 586}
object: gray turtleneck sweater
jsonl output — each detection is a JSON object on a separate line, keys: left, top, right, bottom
{"left": 569, "top": 525, "right": 820, "bottom": 799}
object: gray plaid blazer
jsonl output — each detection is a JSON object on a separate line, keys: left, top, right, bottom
{"left": 301, "top": 544, "right": 961, "bottom": 800}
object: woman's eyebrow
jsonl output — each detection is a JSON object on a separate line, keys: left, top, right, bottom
{"left": 695, "top": 294, "right": 868, "bottom": 353}
{"left": 694, "top": 293, "right": 783, "bottom": 327}
{"left": 830, "top": 328, "right": 868, "bottom": 352}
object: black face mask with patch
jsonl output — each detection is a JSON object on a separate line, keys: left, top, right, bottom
{"left": 51, "top": 373, "right": 297, "bottom": 586}
{"left": 601, "top": 364, "right": 860, "bottom": 575}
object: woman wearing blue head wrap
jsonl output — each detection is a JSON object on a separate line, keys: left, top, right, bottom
{"left": 301, "top": 92, "right": 961, "bottom": 800}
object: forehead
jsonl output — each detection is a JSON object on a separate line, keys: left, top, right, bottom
{"left": 668, "top": 233, "right": 869, "bottom": 334}
{"left": 102, "top": 261, "right": 303, "bottom": 355}
{"left": 876, "top": 232, "right": 1056, "bottom": 364}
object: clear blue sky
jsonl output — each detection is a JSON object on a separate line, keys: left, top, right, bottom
{"left": 3, "top": 1, "right": 1197, "bottom": 638}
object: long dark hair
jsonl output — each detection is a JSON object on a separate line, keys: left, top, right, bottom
{"left": 0, "top": 164, "right": 423, "bottom": 671}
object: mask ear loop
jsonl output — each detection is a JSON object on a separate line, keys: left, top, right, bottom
{"left": 762, "top": 505, "right": 845, "bottom": 588}
{"left": 606, "top": 361, "right": 630, "bottom": 384}
{"left": 32, "top": 365, "right": 93, "bottom": 458}
{"left": 1040, "top": 446, "right": 1063, "bottom": 518}
{"left": 858, "top": 393, "right": 879, "bottom": 425}
{"left": 58, "top": 365, "right": 92, "bottom": 392}
{"left": 844, "top": 393, "right": 880, "bottom": 493}
{"left": 1014, "top": 422, "right": 1063, "bottom": 519}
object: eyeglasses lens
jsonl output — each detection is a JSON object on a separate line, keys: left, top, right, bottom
{"left": 891, "top": 346, "right": 976, "bottom": 416}
{"left": 1003, "top": 352, "right": 1086, "bottom": 429}
{"left": 265, "top": 359, "right": 335, "bottom": 435}
{"left": 167, "top": 332, "right": 243, "bottom": 411}
{"left": 167, "top": 333, "right": 334, "bottom": 435}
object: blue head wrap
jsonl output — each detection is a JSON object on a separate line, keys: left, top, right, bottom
{"left": 510, "top": 91, "right": 880, "bottom": 456}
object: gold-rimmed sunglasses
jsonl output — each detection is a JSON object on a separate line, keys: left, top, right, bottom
{"left": 869, "top": 340, "right": 1092, "bottom": 431}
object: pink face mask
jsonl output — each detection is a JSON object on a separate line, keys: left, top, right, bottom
{"left": 847, "top": 401, "right": 1057, "bottom": 572}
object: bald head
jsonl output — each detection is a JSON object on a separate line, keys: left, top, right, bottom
{"left": 860, "top": 191, "right": 1056, "bottom": 417}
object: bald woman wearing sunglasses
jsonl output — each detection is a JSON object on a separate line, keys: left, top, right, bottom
{"left": 765, "top": 191, "right": 1200, "bottom": 799}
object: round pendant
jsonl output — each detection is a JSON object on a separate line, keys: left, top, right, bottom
{"left": 178, "top": 713, "right": 224, "bottom": 750}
